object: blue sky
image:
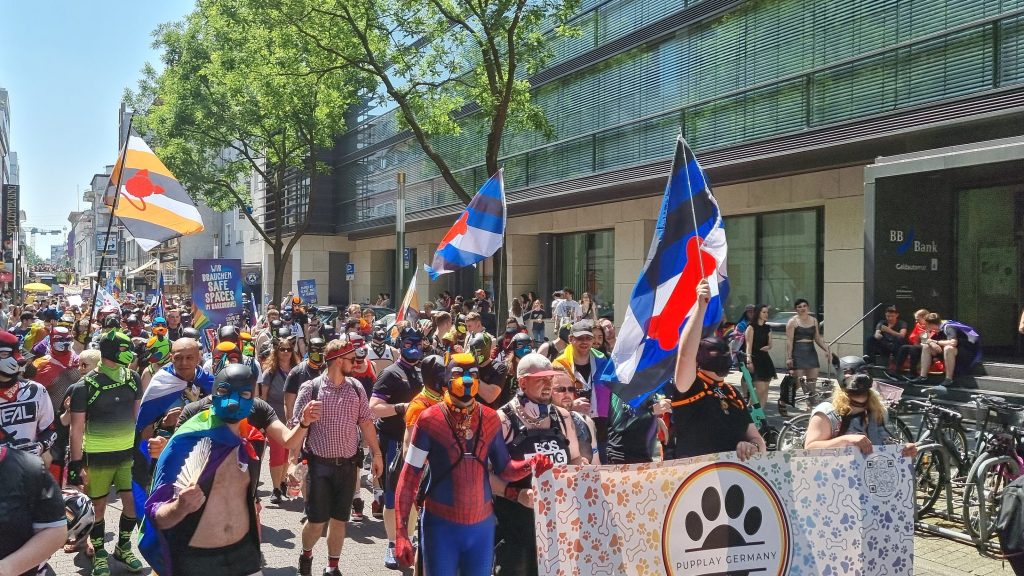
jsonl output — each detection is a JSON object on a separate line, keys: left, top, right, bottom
{"left": 0, "top": 0, "right": 194, "bottom": 256}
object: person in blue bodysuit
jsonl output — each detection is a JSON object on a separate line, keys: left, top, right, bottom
{"left": 392, "top": 353, "right": 551, "bottom": 575}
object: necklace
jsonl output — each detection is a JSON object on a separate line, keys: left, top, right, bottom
{"left": 512, "top": 397, "right": 548, "bottom": 427}
{"left": 444, "top": 400, "right": 477, "bottom": 440}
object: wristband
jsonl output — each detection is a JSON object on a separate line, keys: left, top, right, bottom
{"left": 504, "top": 485, "right": 521, "bottom": 501}
{"left": 299, "top": 421, "right": 310, "bottom": 429}
{"left": 67, "top": 460, "right": 85, "bottom": 485}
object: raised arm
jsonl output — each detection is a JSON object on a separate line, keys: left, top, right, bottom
{"left": 673, "top": 279, "right": 711, "bottom": 395}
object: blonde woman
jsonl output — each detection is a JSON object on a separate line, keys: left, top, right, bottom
{"left": 804, "top": 373, "right": 916, "bottom": 457}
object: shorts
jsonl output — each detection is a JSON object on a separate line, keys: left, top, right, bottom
{"left": 267, "top": 436, "right": 288, "bottom": 467}
{"left": 85, "top": 457, "right": 133, "bottom": 499}
{"left": 305, "top": 458, "right": 358, "bottom": 523}
{"left": 172, "top": 534, "right": 262, "bottom": 576}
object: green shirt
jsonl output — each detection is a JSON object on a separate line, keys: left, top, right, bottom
{"left": 70, "top": 364, "right": 140, "bottom": 458}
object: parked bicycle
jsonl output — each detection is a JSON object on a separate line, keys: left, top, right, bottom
{"left": 961, "top": 395, "right": 1024, "bottom": 547}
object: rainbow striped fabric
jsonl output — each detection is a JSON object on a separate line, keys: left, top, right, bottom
{"left": 106, "top": 135, "right": 205, "bottom": 250}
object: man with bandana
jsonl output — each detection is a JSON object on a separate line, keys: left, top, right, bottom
{"left": 0, "top": 330, "right": 56, "bottom": 459}
{"left": 141, "top": 363, "right": 321, "bottom": 576}
{"left": 369, "top": 327, "right": 425, "bottom": 569}
{"left": 292, "top": 339, "right": 383, "bottom": 576}
{"left": 392, "top": 353, "right": 552, "bottom": 574}
{"left": 68, "top": 330, "right": 144, "bottom": 576}
{"left": 30, "top": 326, "right": 81, "bottom": 412}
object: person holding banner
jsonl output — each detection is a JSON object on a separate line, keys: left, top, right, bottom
{"left": 804, "top": 373, "right": 917, "bottom": 457}
{"left": 493, "top": 353, "right": 581, "bottom": 576}
{"left": 672, "top": 279, "right": 767, "bottom": 461}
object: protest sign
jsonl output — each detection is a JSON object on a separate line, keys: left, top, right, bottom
{"left": 534, "top": 445, "right": 913, "bottom": 575}
{"left": 191, "top": 258, "right": 243, "bottom": 346}
{"left": 297, "top": 279, "right": 318, "bottom": 304}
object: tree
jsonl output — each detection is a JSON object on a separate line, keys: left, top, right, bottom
{"left": 126, "top": 0, "right": 365, "bottom": 304}
{"left": 270, "top": 0, "right": 579, "bottom": 321}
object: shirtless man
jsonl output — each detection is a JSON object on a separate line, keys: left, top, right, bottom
{"left": 141, "top": 363, "right": 321, "bottom": 575}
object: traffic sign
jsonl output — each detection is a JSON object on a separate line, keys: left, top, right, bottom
{"left": 245, "top": 271, "right": 260, "bottom": 286}
{"left": 345, "top": 262, "right": 355, "bottom": 281}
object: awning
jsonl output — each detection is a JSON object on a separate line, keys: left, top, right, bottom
{"left": 127, "top": 259, "right": 159, "bottom": 277}
{"left": 83, "top": 272, "right": 99, "bottom": 279}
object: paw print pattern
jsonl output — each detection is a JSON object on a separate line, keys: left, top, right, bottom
{"left": 685, "top": 485, "right": 763, "bottom": 548}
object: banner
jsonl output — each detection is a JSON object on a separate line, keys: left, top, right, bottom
{"left": 297, "top": 279, "right": 318, "bottom": 304}
{"left": 534, "top": 446, "right": 913, "bottom": 575}
{"left": 2, "top": 184, "right": 19, "bottom": 263}
{"left": 191, "top": 259, "right": 243, "bottom": 347}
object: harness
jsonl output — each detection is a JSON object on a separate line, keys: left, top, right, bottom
{"left": 83, "top": 368, "right": 138, "bottom": 406}
{"left": 671, "top": 372, "right": 744, "bottom": 411}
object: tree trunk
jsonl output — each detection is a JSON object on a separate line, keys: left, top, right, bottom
{"left": 271, "top": 245, "right": 285, "bottom": 306}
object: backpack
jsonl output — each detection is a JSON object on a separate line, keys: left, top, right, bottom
{"left": 996, "top": 475, "right": 1024, "bottom": 573}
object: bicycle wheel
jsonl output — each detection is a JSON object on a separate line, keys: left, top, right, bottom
{"left": 942, "top": 423, "right": 970, "bottom": 472}
{"left": 962, "top": 456, "right": 1020, "bottom": 544}
{"left": 776, "top": 414, "right": 811, "bottom": 452}
{"left": 889, "top": 415, "right": 914, "bottom": 446}
{"left": 913, "top": 446, "right": 947, "bottom": 517}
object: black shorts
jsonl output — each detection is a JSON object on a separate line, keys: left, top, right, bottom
{"left": 306, "top": 458, "right": 358, "bottom": 523}
{"left": 173, "top": 534, "right": 261, "bottom": 576}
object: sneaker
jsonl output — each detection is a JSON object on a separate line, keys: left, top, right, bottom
{"left": 371, "top": 498, "right": 384, "bottom": 519}
{"left": 908, "top": 375, "right": 929, "bottom": 384}
{"left": 324, "top": 568, "right": 343, "bottom": 576}
{"left": 384, "top": 542, "right": 399, "bottom": 570}
{"left": 91, "top": 553, "right": 111, "bottom": 576}
{"left": 298, "top": 554, "right": 313, "bottom": 576}
{"left": 113, "top": 544, "right": 144, "bottom": 573}
{"left": 270, "top": 488, "right": 283, "bottom": 504}
{"left": 940, "top": 378, "right": 955, "bottom": 388}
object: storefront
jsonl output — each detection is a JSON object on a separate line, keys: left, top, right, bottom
{"left": 866, "top": 136, "right": 1024, "bottom": 358}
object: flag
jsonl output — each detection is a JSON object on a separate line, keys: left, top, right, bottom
{"left": 105, "top": 135, "right": 205, "bottom": 250}
{"left": 425, "top": 169, "right": 506, "bottom": 280}
{"left": 96, "top": 286, "right": 119, "bottom": 309}
{"left": 394, "top": 275, "right": 419, "bottom": 327}
{"left": 600, "top": 136, "right": 729, "bottom": 406}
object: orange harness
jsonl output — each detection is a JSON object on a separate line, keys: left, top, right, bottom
{"left": 670, "top": 372, "right": 744, "bottom": 411}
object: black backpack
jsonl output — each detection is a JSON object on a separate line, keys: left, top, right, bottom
{"left": 996, "top": 474, "right": 1024, "bottom": 574}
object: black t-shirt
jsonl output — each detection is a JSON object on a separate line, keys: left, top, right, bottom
{"left": 177, "top": 397, "right": 279, "bottom": 431}
{"left": 527, "top": 310, "right": 545, "bottom": 326}
{"left": 607, "top": 393, "right": 656, "bottom": 464}
{"left": 0, "top": 447, "right": 66, "bottom": 576}
{"left": 478, "top": 361, "right": 509, "bottom": 409}
{"left": 372, "top": 361, "right": 422, "bottom": 441}
{"left": 671, "top": 377, "right": 752, "bottom": 459}
{"left": 284, "top": 360, "right": 324, "bottom": 395}
{"left": 876, "top": 319, "right": 908, "bottom": 342}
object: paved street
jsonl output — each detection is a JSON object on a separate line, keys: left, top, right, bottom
{"left": 47, "top": 375, "right": 1018, "bottom": 576}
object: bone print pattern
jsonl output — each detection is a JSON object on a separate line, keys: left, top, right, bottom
{"left": 533, "top": 445, "right": 913, "bottom": 575}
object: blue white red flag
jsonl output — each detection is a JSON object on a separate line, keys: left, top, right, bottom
{"left": 600, "top": 136, "right": 729, "bottom": 405}
{"left": 425, "top": 170, "right": 506, "bottom": 280}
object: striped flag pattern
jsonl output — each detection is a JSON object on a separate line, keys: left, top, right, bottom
{"left": 425, "top": 169, "right": 506, "bottom": 280}
{"left": 105, "top": 135, "right": 205, "bottom": 250}
{"left": 600, "top": 135, "right": 729, "bottom": 406}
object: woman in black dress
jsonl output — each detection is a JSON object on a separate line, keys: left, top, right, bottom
{"left": 744, "top": 304, "right": 775, "bottom": 409}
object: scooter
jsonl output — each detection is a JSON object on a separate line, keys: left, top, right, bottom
{"left": 738, "top": 354, "right": 779, "bottom": 450}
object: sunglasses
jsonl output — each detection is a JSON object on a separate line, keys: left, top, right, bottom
{"left": 552, "top": 387, "right": 575, "bottom": 394}
{"left": 278, "top": 347, "right": 294, "bottom": 352}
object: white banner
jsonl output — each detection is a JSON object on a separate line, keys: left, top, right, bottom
{"left": 534, "top": 445, "right": 913, "bottom": 575}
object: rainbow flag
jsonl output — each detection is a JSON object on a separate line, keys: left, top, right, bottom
{"left": 106, "top": 135, "right": 205, "bottom": 250}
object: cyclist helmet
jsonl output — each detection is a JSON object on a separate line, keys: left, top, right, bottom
{"left": 63, "top": 488, "right": 96, "bottom": 544}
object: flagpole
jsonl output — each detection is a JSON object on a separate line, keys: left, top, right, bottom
{"left": 680, "top": 135, "right": 707, "bottom": 280}
{"left": 90, "top": 115, "right": 133, "bottom": 318}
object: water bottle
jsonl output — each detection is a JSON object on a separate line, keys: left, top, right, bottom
{"left": 288, "top": 460, "right": 307, "bottom": 498}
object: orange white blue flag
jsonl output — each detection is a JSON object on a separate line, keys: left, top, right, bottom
{"left": 105, "top": 135, "right": 204, "bottom": 250}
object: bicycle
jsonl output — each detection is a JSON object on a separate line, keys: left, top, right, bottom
{"left": 775, "top": 379, "right": 913, "bottom": 452}
{"left": 904, "top": 392, "right": 971, "bottom": 516}
{"left": 775, "top": 377, "right": 832, "bottom": 451}
{"left": 960, "top": 395, "right": 1024, "bottom": 547}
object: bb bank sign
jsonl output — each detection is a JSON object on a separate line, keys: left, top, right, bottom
{"left": 890, "top": 227, "right": 940, "bottom": 272}
{"left": 533, "top": 446, "right": 914, "bottom": 576}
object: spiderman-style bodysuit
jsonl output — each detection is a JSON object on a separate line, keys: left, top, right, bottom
{"left": 395, "top": 400, "right": 532, "bottom": 576}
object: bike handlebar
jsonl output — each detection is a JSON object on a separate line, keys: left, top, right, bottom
{"left": 903, "top": 399, "right": 962, "bottom": 421}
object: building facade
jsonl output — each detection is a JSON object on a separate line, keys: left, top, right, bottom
{"left": 261, "top": 0, "right": 1024, "bottom": 357}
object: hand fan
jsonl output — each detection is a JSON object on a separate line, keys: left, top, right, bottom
{"left": 174, "top": 436, "right": 212, "bottom": 492}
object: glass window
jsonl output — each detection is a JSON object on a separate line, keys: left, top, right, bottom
{"left": 553, "top": 229, "right": 615, "bottom": 315}
{"left": 724, "top": 208, "right": 822, "bottom": 321}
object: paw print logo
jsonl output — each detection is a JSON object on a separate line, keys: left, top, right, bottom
{"left": 684, "top": 485, "right": 763, "bottom": 549}
{"left": 663, "top": 462, "right": 790, "bottom": 576}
